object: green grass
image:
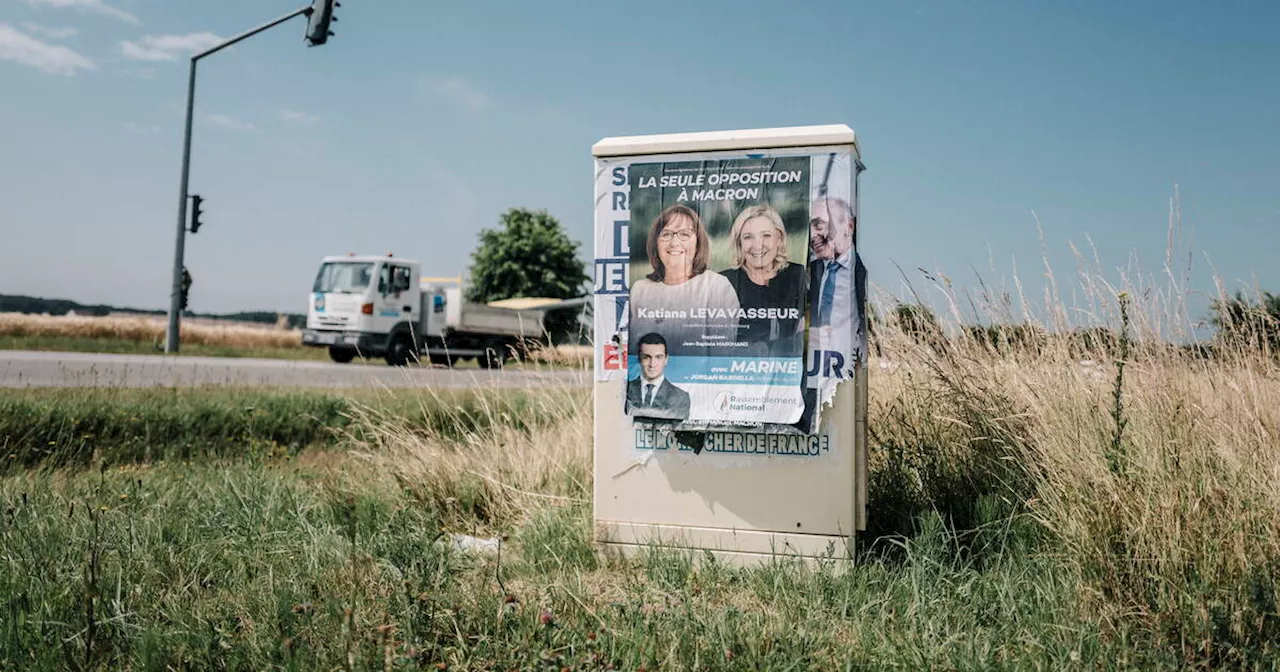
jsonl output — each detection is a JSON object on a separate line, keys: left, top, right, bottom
{"left": 0, "top": 387, "right": 587, "bottom": 472}
{"left": 1, "top": 458, "right": 1141, "bottom": 670}
{"left": 0, "top": 384, "right": 1187, "bottom": 670}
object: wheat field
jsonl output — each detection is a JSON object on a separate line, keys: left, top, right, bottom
{"left": 0, "top": 311, "right": 594, "bottom": 366}
{"left": 0, "top": 311, "right": 305, "bottom": 349}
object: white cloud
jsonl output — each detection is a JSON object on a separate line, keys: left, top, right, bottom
{"left": 279, "top": 108, "right": 320, "bottom": 127}
{"left": 116, "top": 66, "right": 154, "bottom": 79}
{"left": 0, "top": 22, "right": 95, "bottom": 75}
{"left": 123, "top": 121, "right": 162, "bottom": 135}
{"left": 206, "top": 114, "right": 256, "bottom": 133}
{"left": 120, "top": 32, "right": 222, "bottom": 62}
{"left": 23, "top": 0, "right": 138, "bottom": 25}
{"left": 420, "top": 74, "right": 489, "bottom": 111}
{"left": 21, "top": 22, "right": 78, "bottom": 39}
{"left": 280, "top": 138, "right": 324, "bottom": 160}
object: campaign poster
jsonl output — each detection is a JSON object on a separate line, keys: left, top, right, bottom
{"left": 797, "top": 150, "right": 867, "bottom": 434}
{"left": 624, "top": 157, "right": 810, "bottom": 425}
{"left": 593, "top": 160, "right": 631, "bottom": 382}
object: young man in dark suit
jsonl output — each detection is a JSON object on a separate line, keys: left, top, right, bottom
{"left": 626, "top": 332, "right": 691, "bottom": 421}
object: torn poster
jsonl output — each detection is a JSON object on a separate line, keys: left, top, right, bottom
{"left": 797, "top": 151, "right": 867, "bottom": 434}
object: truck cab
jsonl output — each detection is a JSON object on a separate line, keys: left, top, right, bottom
{"left": 303, "top": 254, "right": 425, "bottom": 363}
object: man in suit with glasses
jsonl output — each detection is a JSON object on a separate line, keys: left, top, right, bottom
{"left": 808, "top": 197, "right": 866, "bottom": 360}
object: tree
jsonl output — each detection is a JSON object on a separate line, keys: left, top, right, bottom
{"left": 1209, "top": 290, "right": 1280, "bottom": 353}
{"left": 967, "top": 323, "right": 1049, "bottom": 355}
{"left": 892, "top": 302, "right": 942, "bottom": 347}
{"left": 466, "top": 207, "right": 589, "bottom": 342}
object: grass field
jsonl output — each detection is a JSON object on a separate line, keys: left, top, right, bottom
{"left": 3, "top": 270, "right": 1280, "bottom": 668}
{"left": 0, "top": 312, "right": 592, "bottom": 368}
{"left": 0, "top": 312, "right": 305, "bottom": 348}
{"left": 0, "top": 312, "right": 321, "bottom": 361}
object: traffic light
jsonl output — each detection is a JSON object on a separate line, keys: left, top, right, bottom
{"left": 189, "top": 194, "right": 204, "bottom": 233}
{"left": 304, "top": 0, "right": 338, "bottom": 46}
{"left": 180, "top": 267, "right": 192, "bottom": 311}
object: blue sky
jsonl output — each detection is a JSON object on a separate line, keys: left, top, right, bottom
{"left": 1, "top": 0, "right": 1277, "bottom": 335}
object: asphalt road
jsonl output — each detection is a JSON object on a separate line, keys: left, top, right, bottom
{"left": 0, "top": 350, "right": 590, "bottom": 389}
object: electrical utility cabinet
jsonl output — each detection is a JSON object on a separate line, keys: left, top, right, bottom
{"left": 591, "top": 124, "right": 868, "bottom": 565}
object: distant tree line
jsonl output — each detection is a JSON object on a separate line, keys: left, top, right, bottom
{"left": 0, "top": 294, "right": 307, "bottom": 330}
{"left": 1208, "top": 290, "right": 1280, "bottom": 352}
{"left": 0, "top": 295, "right": 118, "bottom": 317}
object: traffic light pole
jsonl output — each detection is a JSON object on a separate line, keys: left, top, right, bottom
{"left": 166, "top": 54, "right": 198, "bottom": 353}
{"left": 165, "top": 3, "right": 325, "bottom": 353}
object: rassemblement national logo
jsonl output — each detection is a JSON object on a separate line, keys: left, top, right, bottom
{"left": 715, "top": 392, "right": 732, "bottom": 414}
{"left": 714, "top": 392, "right": 768, "bottom": 414}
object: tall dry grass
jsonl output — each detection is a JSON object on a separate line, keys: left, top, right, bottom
{"left": 865, "top": 211, "right": 1280, "bottom": 664}
{"left": 347, "top": 384, "right": 593, "bottom": 531}
{"left": 5, "top": 262, "right": 1275, "bottom": 665}
{"left": 0, "top": 312, "right": 303, "bottom": 349}
{"left": 346, "top": 279, "right": 1280, "bottom": 663}
{"left": 872, "top": 310, "right": 1280, "bottom": 658}
{"left": 338, "top": 199, "right": 1280, "bottom": 665}
{"left": 523, "top": 342, "right": 592, "bottom": 367}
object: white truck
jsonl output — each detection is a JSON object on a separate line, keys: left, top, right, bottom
{"left": 301, "top": 254, "right": 550, "bottom": 367}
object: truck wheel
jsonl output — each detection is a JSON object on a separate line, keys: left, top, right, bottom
{"left": 385, "top": 335, "right": 415, "bottom": 367}
{"left": 479, "top": 343, "right": 506, "bottom": 369}
{"left": 328, "top": 347, "right": 355, "bottom": 363}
